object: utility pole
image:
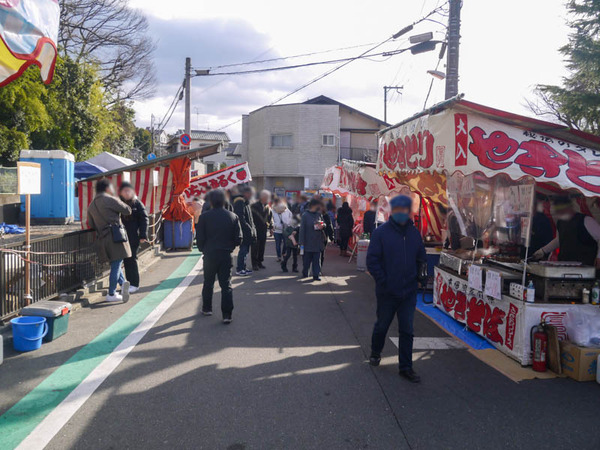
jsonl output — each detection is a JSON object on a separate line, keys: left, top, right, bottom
{"left": 184, "top": 57, "right": 192, "bottom": 141}
{"left": 445, "top": 0, "right": 461, "bottom": 99}
{"left": 383, "top": 86, "right": 403, "bottom": 123}
{"left": 150, "top": 114, "right": 155, "bottom": 156}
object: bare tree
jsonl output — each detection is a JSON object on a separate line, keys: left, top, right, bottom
{"left": 58, "top": 0, "right": 156, "bottom": 102}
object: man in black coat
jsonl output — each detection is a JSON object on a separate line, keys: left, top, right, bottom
{"left": 119, "top": 182, "right": 149, "bottom": 293}
{"left": 196, "top": 189, "right": 243, "bottom": 324}
{"left": 232, "top": 185, "right": 256, "bottom": 275}
{"left": 251, "top": 190, "right": 274, "bottom": 270}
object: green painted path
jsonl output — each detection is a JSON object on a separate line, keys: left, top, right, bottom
{"left": 0, "top": 250, "right": 200, "bottom": 450}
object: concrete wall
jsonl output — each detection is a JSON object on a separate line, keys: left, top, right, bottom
{"left": 245, "top": 104, "right": 339, "bottom": 192}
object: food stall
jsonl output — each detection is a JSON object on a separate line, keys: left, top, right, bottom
{"left": 378, "top": 95, "right": 600, "bottom": 366}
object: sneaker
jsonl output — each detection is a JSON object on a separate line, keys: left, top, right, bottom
{"left": 245, "top": 269, "right": 253, "bottom": 274}
{"left": 235, "top": 270, "right": 249, "bottom": 276}
{"left": 313, "top": 277, "right": 321, "bottom": 282}
{"left": 121, "top": 281, "right": 130, "bottom": 303}
{"left": 281, "top": 265, "right": 288, "bottom": 273}
{"left": 202, "top": 310, "right": 213, "bottom": 316}
{"left": 106, "top": 293, "right": 123, "bottom": 302}
{"left": 369, "top": 355, "right": 381, "bottom": 367}
{"left": 128, "top": 285, "right": 139, "bottom": 294}
{"left": 399, "top": 368, "right": 421, "bottom": 383}
{"left": 223, "top": 316, "right": 233, "bottom": 324}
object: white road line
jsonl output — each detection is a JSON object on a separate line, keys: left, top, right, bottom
{"left": 17, "top": 258, "right": 203, "bottom": 450}
{"left": 390, "top": 336, "right": 466, "bottom": 350}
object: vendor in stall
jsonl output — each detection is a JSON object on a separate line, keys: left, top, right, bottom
{"left": 527, "top": 194, "right": 554, "bottom": 256}
{"left": 532, "top": 197, "right": 600, "bottom": 267}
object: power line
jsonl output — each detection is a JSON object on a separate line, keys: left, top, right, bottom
{"left": 217, "top": 2, "right": 449, "bottom": 132}
{"left": 199, "top": 41, "right": 381, "bottom": 71}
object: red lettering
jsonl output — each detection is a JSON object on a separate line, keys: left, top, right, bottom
{"left": 514, "top": 140, "right": 567, "bottom": 178}
{"left": 440, "top": 283, "right": 457, "bottom": 313}
{"left": 421, "top": 130, "right": 434, "bottom": 168}
{"left": 405, "top": 135, "right": 419, "bottom": 169}
{"left": 564, "top": 150, "right": 600, "bottom": 194}
{"left": 482, "top": 305, "right": 506, "bottom": 344}
{"left": 383, "top": 141, "right": 398, "bottom": 170}
{"left": 505, "top": 303, "right": 518, "bottom": 350}
{"left": 454, "top": 291, "right": 467, "bottom": 321}
{"left": 466, "top": 296, "right": 485, "bottom": 332}
{"left": 396, "top": 138, "right": 406, "bottom": 169}
{"left": 469, "top": 127, "right": 519, "bottom": 170}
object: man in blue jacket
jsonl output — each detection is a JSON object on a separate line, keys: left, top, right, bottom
{"left": 367, "top": 195, "right": 426, "bottom": 383}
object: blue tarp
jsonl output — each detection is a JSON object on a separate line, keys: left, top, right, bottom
{"left": 74, "top": 161, "right": 106, "bottom": 180}
{"left": 417, "top": 292, "right": 494, "bottom": 350}
{"left": 0, "top": 223, "right": 25, "bottom": 234}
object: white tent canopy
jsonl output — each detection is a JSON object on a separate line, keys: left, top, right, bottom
{"left": 86, "top": 152, "right": 135, "bottom": 171}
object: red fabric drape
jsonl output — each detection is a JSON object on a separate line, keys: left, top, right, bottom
{"left": 163, "top": 158, "right": 194, "bottom": 223}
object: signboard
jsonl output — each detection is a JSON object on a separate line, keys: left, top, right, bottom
{"left": 17, "top": 162, "right": 41, "bottom": 195}
{"left": 484, "top": 270, "right": 502, "bottom": 300}
{"left": 179, "top": 133, "right": 191, "bottom": 146}
{"left": 468, "top": 265, "right": 482, "bottom": 291}
{"left": 378, "top": 107, "right": 600, "bottom": 198}
{"left": 183, "top": 162, "right": 251, "bottom": 200}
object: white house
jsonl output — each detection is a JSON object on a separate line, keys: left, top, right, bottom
{"left": 239, "top": 95, "right": 388, "bottom": 193}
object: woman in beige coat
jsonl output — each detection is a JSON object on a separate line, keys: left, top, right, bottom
{"left": 87, "top": 179, "right": 132, "bottom": 302}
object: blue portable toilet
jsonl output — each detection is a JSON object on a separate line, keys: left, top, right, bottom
{"left": 19, "top": 150, "right": 75, "bottom": 224}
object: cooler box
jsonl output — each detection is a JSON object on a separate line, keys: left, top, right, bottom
{"left": 356, "top": 239, "right": 370, "bottom": 271}
{"left": 20, "top": 300, "right": 72, "bottom": 342}
{"left": 164, "top": 219, "right": 193, "bottom": 250}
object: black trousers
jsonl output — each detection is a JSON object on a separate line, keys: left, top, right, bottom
{"left": 202, "top": 251, "right": 234, "bottom": 317}
{"left": 251, "top": 231, "right": 267, "bottom": 266}
{"left": 123, "top": 242, "right": 140, "bottom": 288}
{"left": 282, "top": 247, "right": 298, "bottom": 269}
{"left": 340, "top": 232, "right": 351, "bottom": 251}
{"left": 371, "top": 292, "right": 417, "bottom": 371}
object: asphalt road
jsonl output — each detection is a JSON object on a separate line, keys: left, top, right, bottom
{"left": 1, "top": 240, "right": 599, "bottom": 450}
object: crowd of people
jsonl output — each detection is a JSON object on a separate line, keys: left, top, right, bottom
{"left": 88, "top": 180, "right": 426, "bottom": 383}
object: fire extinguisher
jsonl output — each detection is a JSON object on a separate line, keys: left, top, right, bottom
{"left": 531, "top": 321, "right": 548, "bottom": 372}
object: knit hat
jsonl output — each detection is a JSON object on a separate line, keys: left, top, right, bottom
{"left": 390, "top": 195, "right": 412, "bottom": 209}
{"left": 119, "top": 181, "right": 133, "bottom": 192}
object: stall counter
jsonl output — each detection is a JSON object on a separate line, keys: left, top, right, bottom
{"left": 433, "top": 265, "right": 592, "bottom": 365}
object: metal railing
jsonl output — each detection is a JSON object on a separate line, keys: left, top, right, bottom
{"left": 339, "top": 147, "right": 378, "bottom": 163}
{"left": 0, "top": 215, "right": 160, "bottom": 322}
{"left": 0, "top": 229, "right": 109, "bottom": 321}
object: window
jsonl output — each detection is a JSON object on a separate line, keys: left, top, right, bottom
{"left": 206, "top": 163, "right": 215, "bottom": 173}
{"left": 270, "top": 134, "right": 293, "bottom": 148}
{"left": 322, "top": 134, "right": 336, "bottom": 146}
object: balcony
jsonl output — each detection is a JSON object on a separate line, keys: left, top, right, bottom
{"left": 339, "top": 147, "right": 378, "bottom": 163}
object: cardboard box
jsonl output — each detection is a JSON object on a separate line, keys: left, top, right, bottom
{"left": 560, "top": 341, "right": 600, "bottom": 382}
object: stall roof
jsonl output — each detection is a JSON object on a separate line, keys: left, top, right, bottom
{"left": 82, "top": 144, "right": 220, "bottom": 181}
{"left": 74, "top": 161, "right": 106, "bottom": 180}
{"left": 86, "top": 152, "right": 136, "bottom": 171}
{"left": 381, "top": 94, "right": 600, "bottom": 151}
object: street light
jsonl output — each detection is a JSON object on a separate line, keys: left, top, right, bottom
{"left": 427, "top": 70, "right": 446, "bottom": 80}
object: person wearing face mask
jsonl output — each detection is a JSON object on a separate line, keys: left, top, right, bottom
{"left": 366, "top": 195, "right": 426, "bottom": 383}
{"left": 525, "top": 194, "right": 553, "bottom": 258}
{"left": 533, "top": 197, "right": 600, "bottom": 267}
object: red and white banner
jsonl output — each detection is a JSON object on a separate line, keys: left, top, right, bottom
{"left": 378, "top": 103, "right": 600, "bottom": 198}
{"left": 183, "top": 162, "right": 251, "bottom": 201}
{"left": 321, "top": 161, "right": 392, "bottom": 201}
{"left": 434, "top": 266, "right": 577, "bottom": 365}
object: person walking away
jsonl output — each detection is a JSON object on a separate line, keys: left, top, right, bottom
{"left": 119, "top": 182, "right": 149, "bottom": 294}
{"left": 337, "top": 202, "right": 355, "bottom": 256}
{"left": 232, "top": 186, "right": 256, "bottom": 275}
{"left": 251, "top": 190, "right": 274, "bottom": 270}
{"left": 367, "top": 195, "right": 426, "bottom": 383}
{"left": 299, "top": 198, "right": 325, "bottom": 281}
{"left": 273, "top": 199, "right": 292, "bottom": 262}
{"left": 320, "top": 200, "right": 335, "bottom": 269}
{"left": 363, "top": 201, "right": 377, "bottom": 236}
{"left": 196, "top": 190, "right": 242, "bottom": 324}
{"left": 201, "top": 186, "right": 213, "bottom": 214}
{"left": 281, "top": 216, "right": 300, "bottom": 272}
{"left": 87, "top": 179, "right": 132, "bottom": 302}
{"left": 291, "top": 194, "right": 308, "bottom": 216}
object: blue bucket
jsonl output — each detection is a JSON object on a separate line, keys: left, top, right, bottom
{"left": 11, "top": 316, "right": 48, "bottom": 352}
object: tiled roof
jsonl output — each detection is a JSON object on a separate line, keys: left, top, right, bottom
{"left": 175, "top": 129, "right": 230, "bottom": 142}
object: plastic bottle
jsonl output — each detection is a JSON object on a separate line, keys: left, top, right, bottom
{"left": 526, "top": 280, "right": 535, "bottom": 303}
{"left": 592, "top": 281, "right": 600, "bottom": 305}
{"left": 300, "top": 245, "right": 304, "bottom": 256}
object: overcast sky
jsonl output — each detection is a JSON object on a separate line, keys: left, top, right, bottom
{"left": 129, "top": 0, "right": 571, "bottom": 142}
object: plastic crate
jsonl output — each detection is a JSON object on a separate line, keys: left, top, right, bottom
{"left": 20, "top": 300, "right": 72, "bottom": 342}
